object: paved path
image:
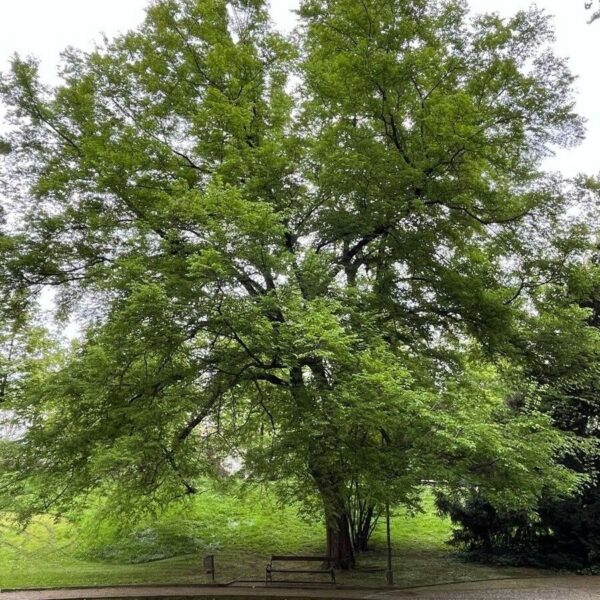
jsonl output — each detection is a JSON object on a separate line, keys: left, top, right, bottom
{"left": 375, "top": 577, "right": 600, "bottom": 599}
{"left": 1, "top": 586, "right": 372, "bottom": 600}
{"left": 3, "top": 578, "right": 600, "bottom": 600}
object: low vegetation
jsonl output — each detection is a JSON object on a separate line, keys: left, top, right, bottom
{"left": 0, "top": 486, "right": 544, "bottom": 590}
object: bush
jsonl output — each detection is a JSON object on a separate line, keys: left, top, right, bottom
{"left": 437, "top": 487, "right": 600, "bottom": 571}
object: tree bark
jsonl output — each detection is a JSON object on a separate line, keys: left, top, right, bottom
{"left": 309, "top": 457, "right": 356, "bottom": 570}
{"left": 325, "top": 508, "right": 355, "bottom": 570}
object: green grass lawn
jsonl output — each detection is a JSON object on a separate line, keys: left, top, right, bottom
{"left": 0, "top": 486, "right": 545, "bottom": 590}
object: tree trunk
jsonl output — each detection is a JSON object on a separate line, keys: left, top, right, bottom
{"left": 309, "top": 459, "right": 356, "bottom": 570}
{"left": 326, "top": 509, "right": 355, "bottom": 570}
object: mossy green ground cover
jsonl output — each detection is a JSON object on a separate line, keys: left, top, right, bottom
{"left": 0, "top": 487, "right": 542, "bottom": 590}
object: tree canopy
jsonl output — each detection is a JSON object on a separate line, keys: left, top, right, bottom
{"left": 0, "top": 0, "right": 595, "bottom": 568}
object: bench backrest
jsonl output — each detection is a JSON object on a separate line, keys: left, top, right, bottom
{"left": 270, "top": 555, "right": 330, "bottom": 562}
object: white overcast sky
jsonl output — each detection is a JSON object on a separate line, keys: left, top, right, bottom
{"left": 0, "top": 0, "right": 598, "bottom": 177}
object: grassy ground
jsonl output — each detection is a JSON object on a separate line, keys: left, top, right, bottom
{"left": 0, "top": 486, "right": 545, "bottom": 590}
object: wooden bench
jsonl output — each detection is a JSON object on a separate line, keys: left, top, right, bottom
{"left": 265, "top": 555, "right": 336, "bottom": 585}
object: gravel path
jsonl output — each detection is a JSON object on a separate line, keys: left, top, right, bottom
{"left": 2, "top": 577, "right": 600, "bottom": 600}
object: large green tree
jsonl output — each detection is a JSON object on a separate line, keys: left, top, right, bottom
{"left": 0, "top": 0, "right": 590, "bottom": 568}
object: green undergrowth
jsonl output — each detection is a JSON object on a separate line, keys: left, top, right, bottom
{"left": 0, "top": 484, "right": 544, "bottom": 590}
{"left": 76, "top": 485, "right": 324, "bottom": 564}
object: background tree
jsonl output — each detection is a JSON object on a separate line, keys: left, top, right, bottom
{"left": 437, "top": 175, "right": 600, "bottom": 568}
{"left": 0, "top": 0, "right": 592, "bottom": 569}
{"left": 439, "top": 237, "right": 600, "bottom": 569}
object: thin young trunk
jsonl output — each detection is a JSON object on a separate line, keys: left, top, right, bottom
{"left": 352, "top": 505, "right": 376, "bottom": 552}
{"left": 346, "top": 476, "right": 379, "bottom": 553}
